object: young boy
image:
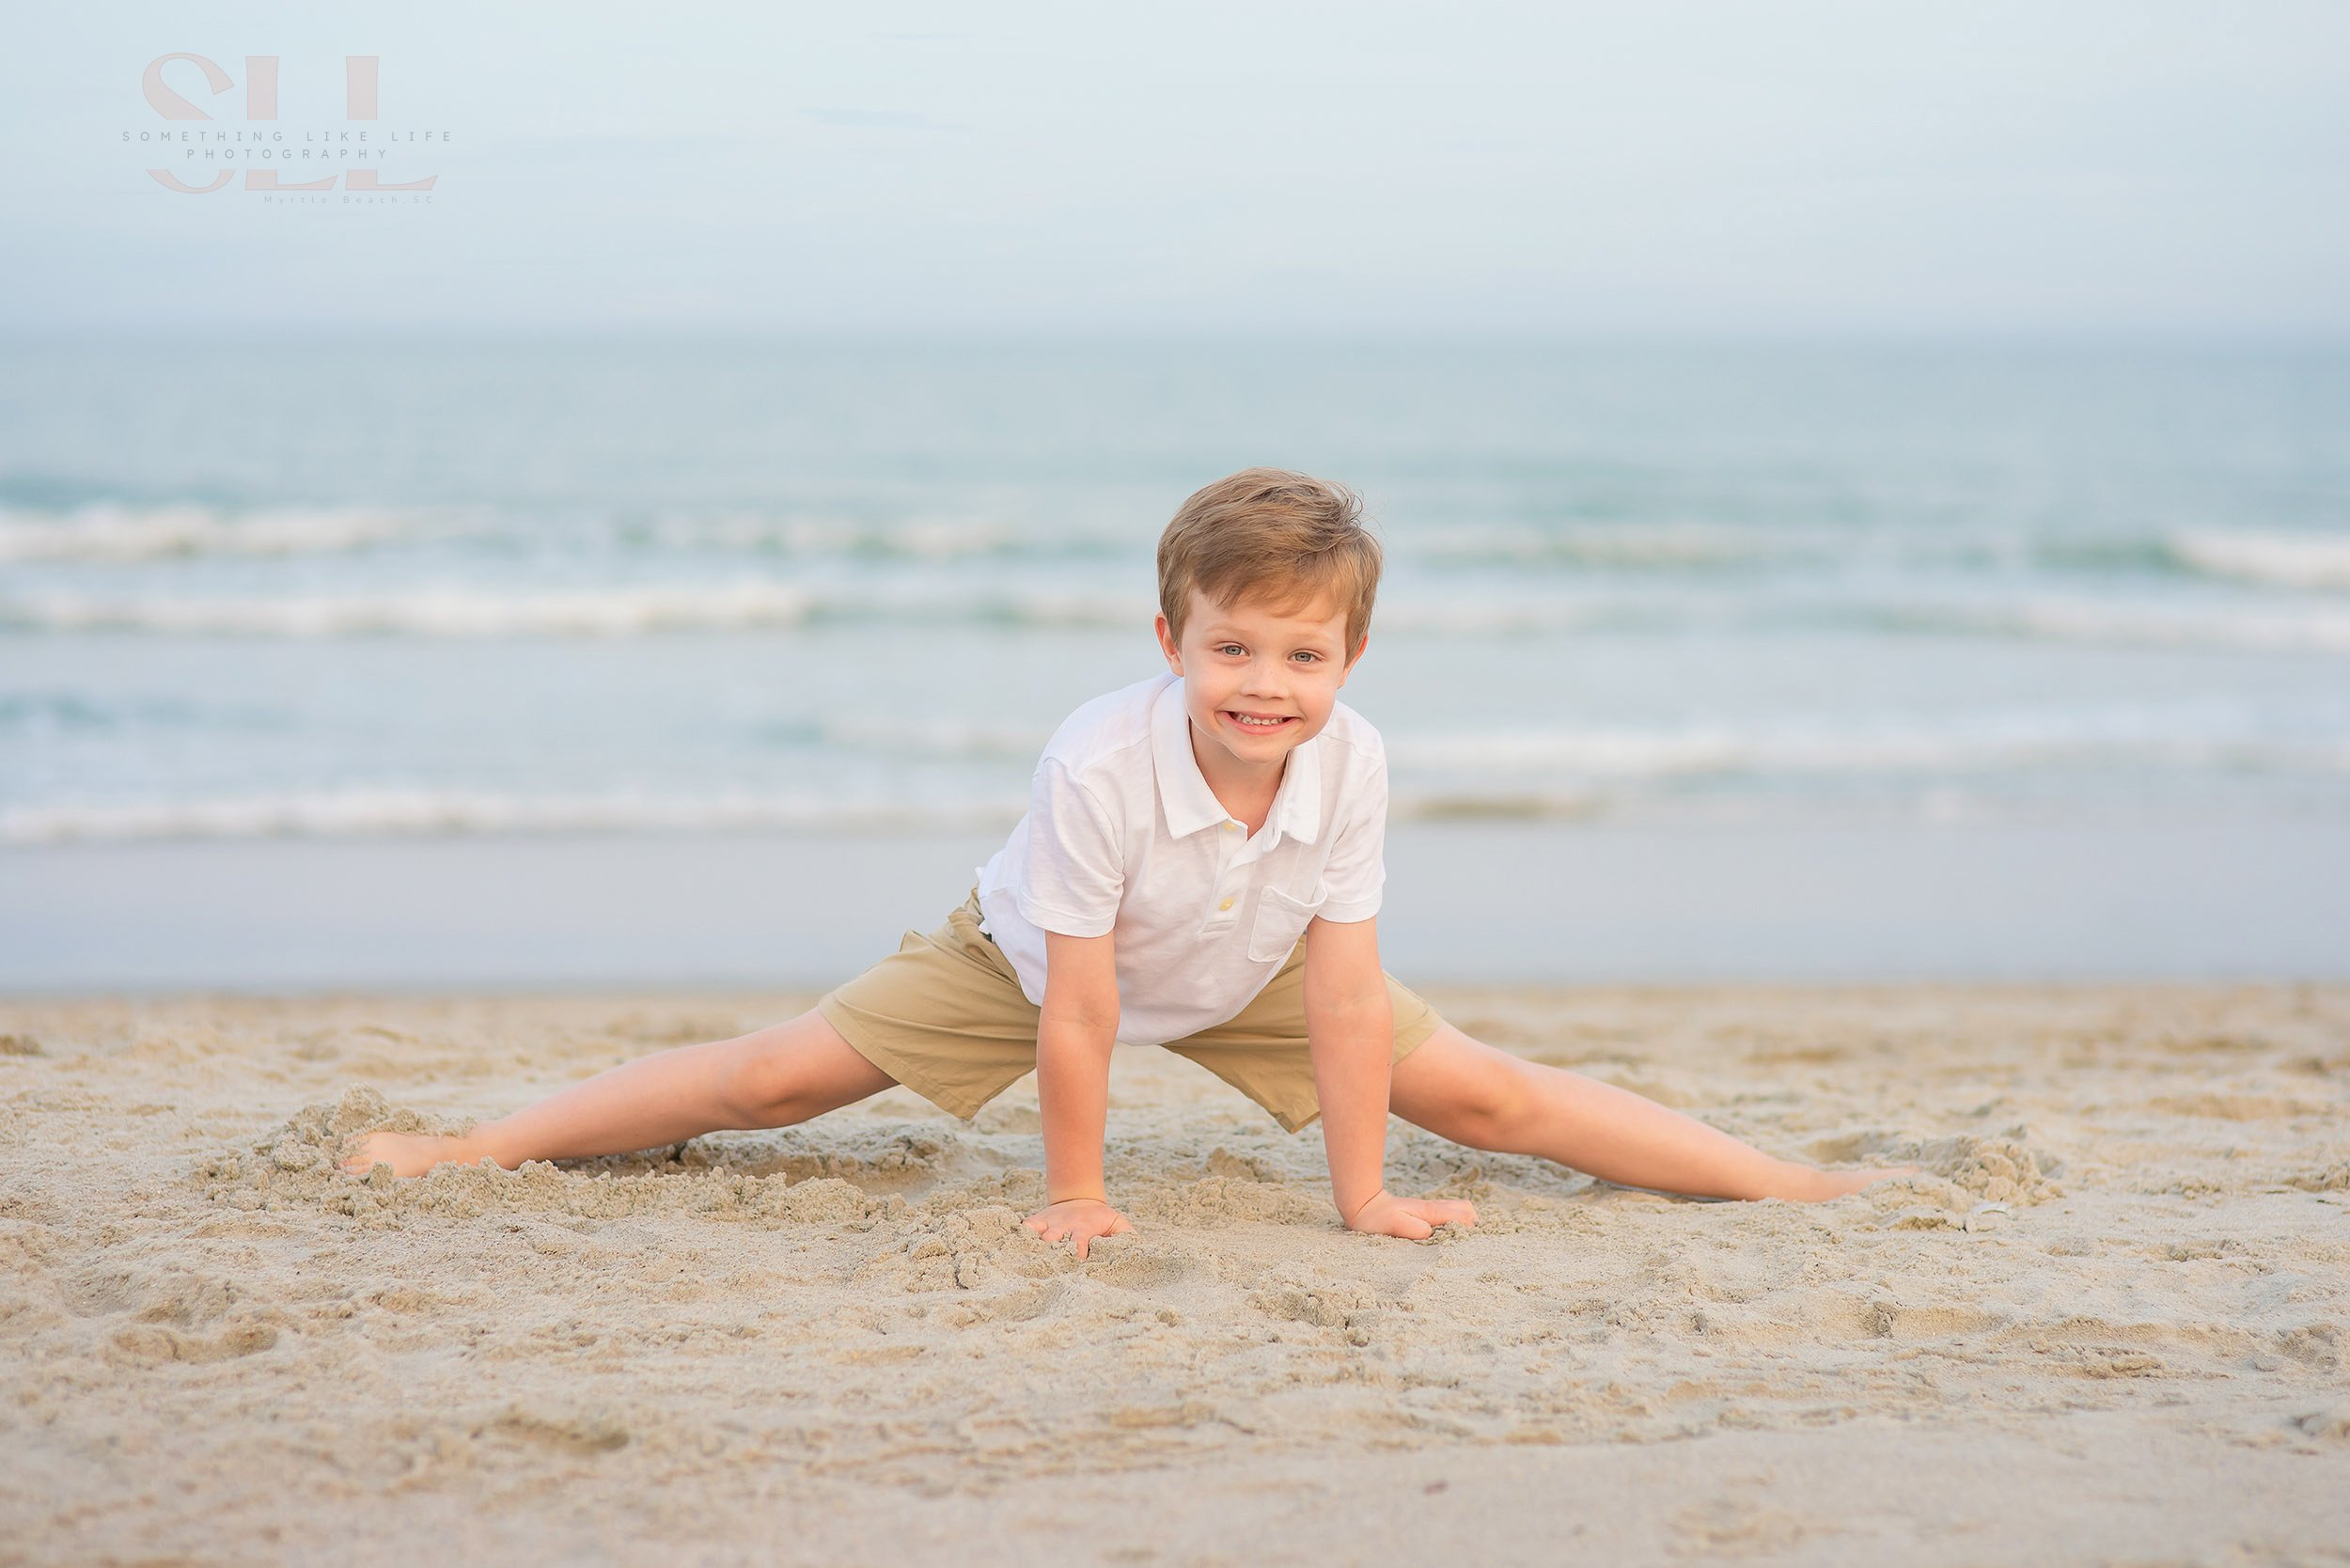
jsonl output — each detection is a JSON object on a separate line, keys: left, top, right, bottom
{"left": 341, "top": 468, "right": 1917, "bottom": 1250}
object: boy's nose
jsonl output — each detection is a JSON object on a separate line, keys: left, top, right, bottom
{"left": 1243, "top": 662, "right": 1288, "bottom": 691}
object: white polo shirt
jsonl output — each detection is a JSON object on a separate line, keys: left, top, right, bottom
{"left": 975, "top": 670, "right": 1389, "bottom": 1047}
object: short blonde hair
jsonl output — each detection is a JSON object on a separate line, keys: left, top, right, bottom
{"left": 1156, "top": 467, "right": 1382, "bottom": 660}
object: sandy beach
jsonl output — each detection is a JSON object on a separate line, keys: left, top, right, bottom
{"left": 4, "top": 982, "right": 2347, "bottom": 1565}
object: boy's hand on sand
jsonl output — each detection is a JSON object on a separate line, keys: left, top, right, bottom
{"left": 1343, "top": 1189, "right": 1478, "bottom": 1241}
{"left": 1023, "top": 1198, "right": 1134, "bottom": 1261}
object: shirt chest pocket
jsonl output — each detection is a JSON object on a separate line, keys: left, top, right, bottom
{"left": 1247, "top": 883, "right": 1329, "bottom": 963}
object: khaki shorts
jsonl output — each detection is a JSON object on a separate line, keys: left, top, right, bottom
{"left": 817, "top": 886, "right": 1444, "bottom": 1134}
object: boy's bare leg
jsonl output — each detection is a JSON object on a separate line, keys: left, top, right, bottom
{"left": 1387, "top": 1023, "right": 1920, "bottom": 1201}
{"left": 337, "top": 1009, "right": 899, "bottom": 1177}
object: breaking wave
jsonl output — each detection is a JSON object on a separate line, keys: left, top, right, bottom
{"left": 0, "top": 505, "right": 450, "bottom": 563}
{"left": 2164, "top": 530, "right": 2350, "bottom": 591}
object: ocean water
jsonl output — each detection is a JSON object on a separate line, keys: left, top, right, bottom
{"left": 2, "top": 339, "right": 2346, "bottom": 986}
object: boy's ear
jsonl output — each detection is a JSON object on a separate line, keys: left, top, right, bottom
{"left": 1154, "top": 612, "right": 1181, "bottom": 672}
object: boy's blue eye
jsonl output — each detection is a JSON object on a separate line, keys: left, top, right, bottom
{"left": 1213, "top": 643, "right": 1322, "bottom": 662}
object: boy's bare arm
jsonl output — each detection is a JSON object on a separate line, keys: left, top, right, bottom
{"left": 1023, "top": 927, "right": 1134, "bottom": 1260}
{"left": 1303, "top": 916, "right": 1478, "bottom": 1241}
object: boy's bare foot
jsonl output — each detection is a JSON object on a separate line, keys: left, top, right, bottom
{"left": 337, "top": 1129, "right": 500, "bottom": 1179}
{"left": 1781, "top": 1162, "right": 1921, "bottom": 1201}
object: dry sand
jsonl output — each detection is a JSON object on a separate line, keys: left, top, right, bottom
{"left": 3, "top": 983, "right": 2347, "bottom": 1566}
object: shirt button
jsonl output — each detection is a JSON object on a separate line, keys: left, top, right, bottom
{"left": 1218, "top": 897, "right": 1234, "bottom": 911}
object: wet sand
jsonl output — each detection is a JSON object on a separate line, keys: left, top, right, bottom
{"left": 3, "top": 983, "right": 2347, "bottom": 1564}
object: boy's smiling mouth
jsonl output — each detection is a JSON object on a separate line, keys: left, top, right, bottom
{"left": 1223, "top": 710, "right": 1296, "bottom": 731}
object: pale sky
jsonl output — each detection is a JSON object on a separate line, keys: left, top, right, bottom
{"left": 5, "top": 1, "right": 2347, "bottom": 337}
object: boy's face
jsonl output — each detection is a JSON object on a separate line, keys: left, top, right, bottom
{"left": 1154, "top": 586, "right": 1363, "bottom": 778}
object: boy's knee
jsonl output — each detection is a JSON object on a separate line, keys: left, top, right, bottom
{"left": 1448, "top": 1069, "right": 1538, "bottom": 1150}
{"left": 718, "top": 1032, "right": 813, "bottom": 1127}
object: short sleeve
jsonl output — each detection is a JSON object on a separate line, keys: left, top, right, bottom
{"left": 1315, "top": 744, "right": 1387, "bottom": 923}
{"left": 1015, "top": 757, "right": 1125, "bottom": 936}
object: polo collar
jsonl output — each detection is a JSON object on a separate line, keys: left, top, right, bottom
{"left": 1151, "top": 673, "right": 1323, "bottom": 846}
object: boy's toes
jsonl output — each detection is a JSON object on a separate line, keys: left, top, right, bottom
{"left": 337, "top": 1131, "right": 416, "bottom": 1177}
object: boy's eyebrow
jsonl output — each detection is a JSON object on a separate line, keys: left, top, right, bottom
{"left": 1199, "top": 621, "right": 1340, "bottom": 646}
